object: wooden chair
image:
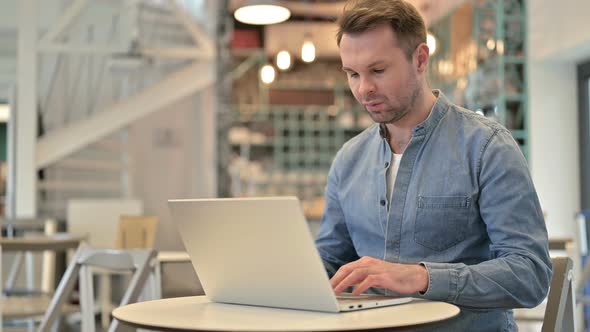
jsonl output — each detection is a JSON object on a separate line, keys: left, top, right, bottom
{"left": 116, "top": 214, "right": 159, "bottom": 301}
{"left": 115, "top": 215, "right": 158, "bottom": 249}
{"left": 542, "top": 256, "right": 575, "bottom": 332}
{"left": 98, "top": 215, "right": 159, "bottom": 328}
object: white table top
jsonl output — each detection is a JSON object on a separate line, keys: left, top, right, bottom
{"left": 113, "top": 296, "right": 460, "bottom": 331}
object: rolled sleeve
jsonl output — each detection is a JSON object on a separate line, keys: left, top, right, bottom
{"left": 420, "top": 261, "right": 456, "bottom": 302}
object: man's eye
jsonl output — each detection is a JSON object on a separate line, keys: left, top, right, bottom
{"left": 348, "top": 73, "right": 359, "bottom": 78}
{"left": 373, "top": 69, "right": 385, "bottom": 74}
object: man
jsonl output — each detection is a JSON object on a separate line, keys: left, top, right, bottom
{"left": 315, "top": 0, "right": 552, "bottom": 330}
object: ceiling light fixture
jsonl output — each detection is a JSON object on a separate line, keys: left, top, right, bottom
{"left": 276, "top": 50, "right": 291, "bottom": 70}
{"left": 301, "top": 36, "right": 316, "bottom": 63}
{"left": 427, "top": 32, "right": 437, "bottom": 55}
{"left": 234, "top": 0, "right": 291, "bottom": 25}
{"left": 260, "top": 64, "right": 276, "bottom": 84}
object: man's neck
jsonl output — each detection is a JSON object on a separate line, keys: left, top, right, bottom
{"left": 385, "top": 89, "right": 437, "bottom": 154}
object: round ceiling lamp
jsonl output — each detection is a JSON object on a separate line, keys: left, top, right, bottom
{"left": 276, "top": 50, "right": 292, "bottom": 70}
{"left": 301, "top": 39, "right": 316, "bottom": 63}
{"left": 234, "top": 0, "right": 291, "bottom": 25}
{"left": 260, "top": 64, "right": 276, "bottom": 84}
{"left": 426, "top": 32, "right": 437, "bottom": 55}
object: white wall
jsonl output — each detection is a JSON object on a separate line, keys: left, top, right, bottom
{"left": 529, "top": 0, "right": 590, "bottom": 63}
{"left": 529, "top": 61, "right": 580, "bottom": 237}
{"left": 528, "top": 0, "right": 590, "bottom": 238}
{"left": 128, "top": 91, "right": 216, "bottom": 250}
{"left": 126, "top": 90, "right": 215, "bottom": 296}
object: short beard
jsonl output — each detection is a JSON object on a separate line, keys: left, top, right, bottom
{"left": 371, "top": 82, "right": 421, "bottom": 125}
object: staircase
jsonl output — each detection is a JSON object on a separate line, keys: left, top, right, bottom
{"left": 38, "top": 135, "right": 130, "bottom": 218}
{"left": 26, "top": 0, "right": 216, "bottom": 219}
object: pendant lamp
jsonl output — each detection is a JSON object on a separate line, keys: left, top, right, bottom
{"left": 234, "top": 0, "right": 291, "bottom": 25}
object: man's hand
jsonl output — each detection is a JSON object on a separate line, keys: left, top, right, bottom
{"left": 330, "top": 256, "right": 429, "bottom": 295}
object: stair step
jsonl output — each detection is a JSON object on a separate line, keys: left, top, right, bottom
{"left": 37, "top": 200, "right": 70, "bottom": 213}
{"left": 139, "top": 2, "right": 173, "bottom": 15}
{"left": 38, "top": 206, "right": 65, "bottom": 219}
{"left": 57, "top": 159, "right": 124, "bottom": 171}
{"left": 91, "top": 139, "right": 125, "bottom": 152}
{"left": 38, "top": 180, "right": 121, "bottom": 192}
{"left": 39, "top": 194, "right": 123, "bottom": 208}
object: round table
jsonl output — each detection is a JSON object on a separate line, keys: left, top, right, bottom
{"left": 113, "top": 296, "right": 460, "bottom": 331}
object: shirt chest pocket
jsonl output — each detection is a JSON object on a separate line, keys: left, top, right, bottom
{"left": 414, "top": 196, "right": 471, "bottom": 251}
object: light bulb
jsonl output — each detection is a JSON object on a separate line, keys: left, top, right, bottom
{"left": 301, "top": 40, "right": 316, "bottom": 63}
{"left": 260, "top": 64, "right": 276, "bottom": 84}
{"left": 496, "top": 40, "right": 505, "bottom": 55}
{"left": 276, "top": 50, "right": 291, "bottom": 70}
{"left": 0, "top": 104, "right": 10, "bottom": 122}
{"left": 427, "top": 33, "right": 437, "bottom": 55}
{"left": 234, "top": 1, "right": 291, "bottom": 25}
{"left": 486, "top": 38, "right": 496, "bottom": 50}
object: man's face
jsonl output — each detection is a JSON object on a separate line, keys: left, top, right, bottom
{"left": 340, "top": 24, "right": 421, "bottom": 124}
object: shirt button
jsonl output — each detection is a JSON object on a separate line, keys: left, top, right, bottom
{"left": 380, "top": 200, "right": 386, "bottom": 206}
{"left": 384, "top": 162, "right": 389, "bottom": 168}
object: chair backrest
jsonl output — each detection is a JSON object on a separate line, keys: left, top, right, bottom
{"left": 576, "top": 210, "right": 590, "bottom": 297}
{"left": 115, "top": 215, "right": 158, "bottom": 249}
{"left": 542, "top": 256, "right": 574, "bottom": 332}
{"left": 37, "top": 246, "right": 156, "bottom": 332}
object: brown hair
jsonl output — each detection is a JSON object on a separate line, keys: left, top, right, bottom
{"left": 336, "top": 0, "right": 427, "bottom": 59}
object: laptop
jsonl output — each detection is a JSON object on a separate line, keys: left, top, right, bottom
{"left": 168, "top": 196, "right": 413, "bottom": 312}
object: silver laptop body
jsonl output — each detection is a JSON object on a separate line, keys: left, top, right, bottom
{"left": 168, "top": 196, "right": 412, "bottom": 313}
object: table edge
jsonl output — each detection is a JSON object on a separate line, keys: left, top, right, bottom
{"left": 113, "top": 296, "right": 461, "bottom": 332}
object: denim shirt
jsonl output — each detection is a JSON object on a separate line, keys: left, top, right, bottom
{"left": 315, "top": 91, "right": 552, "bottom": 331}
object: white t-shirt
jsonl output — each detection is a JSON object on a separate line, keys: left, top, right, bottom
{"left": 386, "top": 153, "right": 403, "bottom": 209}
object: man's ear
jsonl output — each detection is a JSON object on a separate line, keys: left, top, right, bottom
{"left": 414, "top": 43, "right": 430, "bottom": 73}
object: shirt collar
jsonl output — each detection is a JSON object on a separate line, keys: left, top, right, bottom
{"left": 378, "top": 90, "right": 450, "bottom": 139}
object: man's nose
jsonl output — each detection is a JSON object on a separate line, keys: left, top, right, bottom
{"left": 359, "top": 77, "right": 376, "bottom": 96}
